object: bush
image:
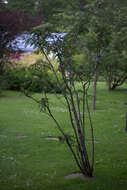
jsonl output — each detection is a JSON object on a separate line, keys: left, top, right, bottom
{"left": 0, "top": 63, "right": 63, "bottom": 93}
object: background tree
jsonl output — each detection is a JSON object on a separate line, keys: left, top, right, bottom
{"left": 102, "top": 6, "right": 127, "bottom": 90}
{"left": 49, "top": 0, "right": 113, "bottom": 110}
{"left": 50, "top": 0, "right": 127, "bottom": 108}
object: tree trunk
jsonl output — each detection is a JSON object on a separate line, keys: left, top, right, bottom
{"left": 125, "top": 111, "right": 127, "bottom": 133}
{"left": 91, "top": 70, "right": 98, "bottom": 110}
{"left": 0, "top": 60, "right": 4, "bottom": 75}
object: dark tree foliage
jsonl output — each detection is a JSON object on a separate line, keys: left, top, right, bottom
{"left": 5, "top": 0, "right": 38, "bottom": 16}
{"left": 6, "top": 0, "right": 67, "bottom": 21}
{"left": 0, "top": 2, "right": 42, "bottom": 73}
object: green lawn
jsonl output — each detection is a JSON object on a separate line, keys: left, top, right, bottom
{"left": 0, "top": 82, "right": 127, "bottom": 190}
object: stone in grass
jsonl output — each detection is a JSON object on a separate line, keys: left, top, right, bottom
{"left": 42, "top": 136, "right": 66, "bottom": 141}
{"left": 16, "top": 136, "right": 28, "bottom": 138}
{"left": 43, "top": 137, "right": 59, "bottom": 141}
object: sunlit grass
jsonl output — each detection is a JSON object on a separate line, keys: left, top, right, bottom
{"left": 16, "top": 52, "right": 58, "bottom": 67}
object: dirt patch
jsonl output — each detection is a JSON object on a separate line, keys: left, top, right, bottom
{"left": 65, "top": 173, "right": 95, "bottom": 180}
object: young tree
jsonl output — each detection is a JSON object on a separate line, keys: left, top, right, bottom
{"left": 26, "top": 28, "right": 95, "bottom": 178}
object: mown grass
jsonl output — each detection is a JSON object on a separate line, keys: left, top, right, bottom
{"left": 0, "top": 82, "right": 127, "bottom": 190}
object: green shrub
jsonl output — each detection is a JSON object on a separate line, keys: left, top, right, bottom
{"left": 1, "top": 63, "right": 63, "bottom": 93}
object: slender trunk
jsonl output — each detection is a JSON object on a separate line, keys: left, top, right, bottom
{"left": 91, "top": 70, "right": 98, "bottom": 110}
{"left": 125, "top": 111, "right": 127, "bottom": 133}
{"left": 0, "top": 60, "right": 4, "bottom": 75}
